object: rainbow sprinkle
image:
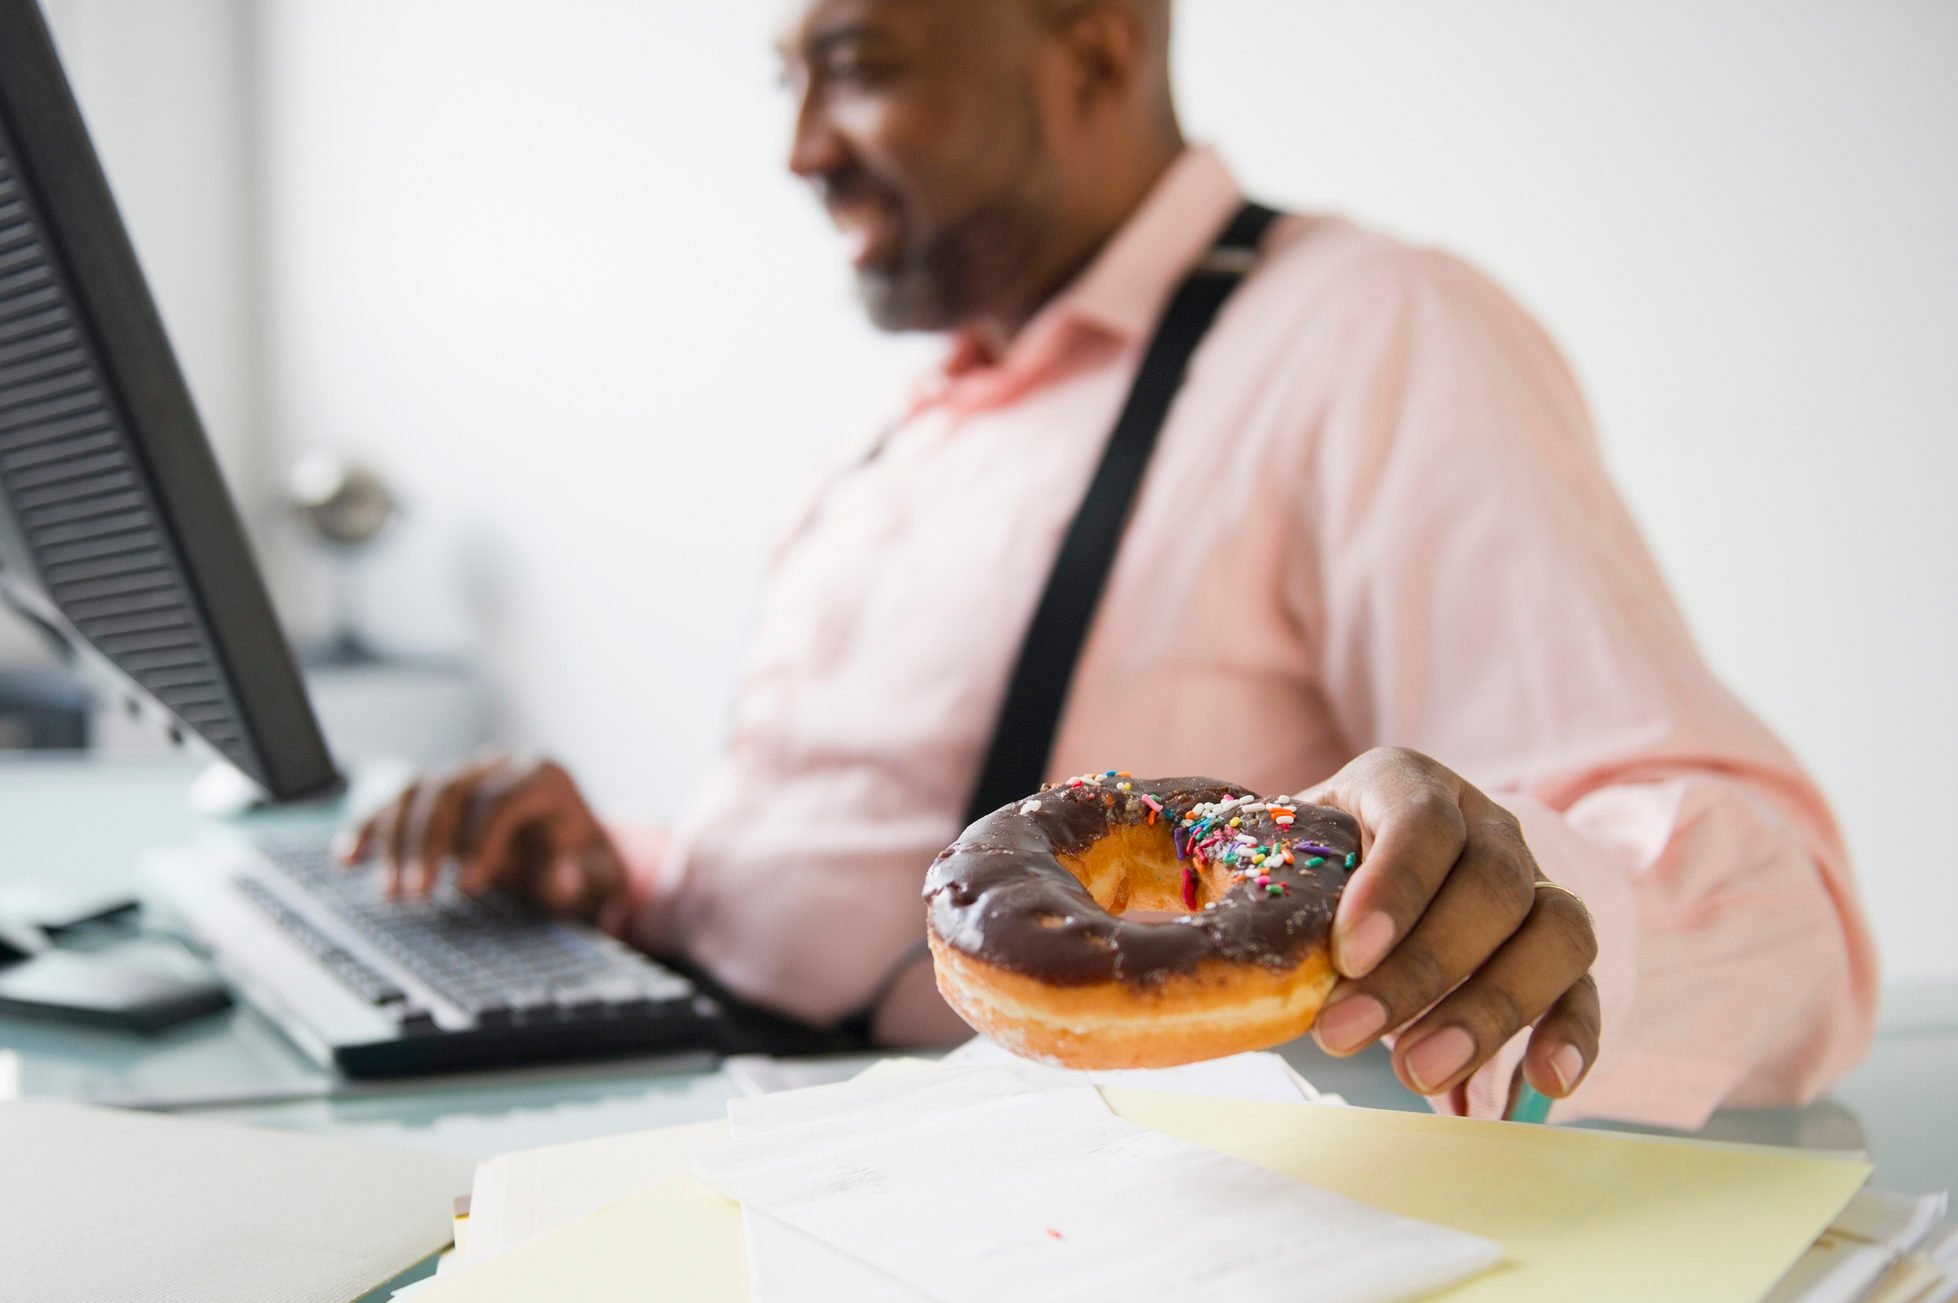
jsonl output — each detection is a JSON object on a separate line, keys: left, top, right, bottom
{"left": 1056, "top": 772, "right": 1362, "bottom": 906}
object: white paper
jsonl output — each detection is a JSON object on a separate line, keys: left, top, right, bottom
{"left": 1855, "top": 1255, "right": 1952, "bottom": 1303}
{"left": 728, "top": 1070, "right": 1039, "bottom": 1302}
{"left": 730, "top": 1064, "right": 1038, "bottom": 1131}
{"left": 458, "top": 1118, "right": 730, "bottom": 1267}
{"left": 1759, "top": 1232, "right": 1893, "bottom": 1303}
{"left": 1830, "top": 1187, "right": 1949, "bottom": 1255}
{"left": 1760, "top": 1187, "right": 1951, "bottom": 1303}
{"left": 697, "top": 1074, "right": 1501, "bottom": 1303}
{"left": 722, "top": 1053, "right": 873, "bottom": 1097}
{"left": 940, "top": 1035, "right": 1337, "bottom": 1105}
{"left": 0, "top": 1099, "right": 469, "bottom": 1303}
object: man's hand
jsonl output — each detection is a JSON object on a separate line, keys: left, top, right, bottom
{"left": 1303, "top": 747, "right": 1600, "bottom": 1108}
{"left": 335, "top": 756, "right": 630, "bottom": 923}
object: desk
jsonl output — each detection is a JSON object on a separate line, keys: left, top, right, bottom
{"left": 4, "top": 755, "right": 1955, "bottom": 1198}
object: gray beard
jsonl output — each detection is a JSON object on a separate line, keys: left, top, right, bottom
{"left": 855, "top": 165, "right": 1058, "bottom": 334}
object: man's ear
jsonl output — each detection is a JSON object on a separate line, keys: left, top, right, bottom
{"left": 1050, "top": 2, "right": 1150, "bottom": 115}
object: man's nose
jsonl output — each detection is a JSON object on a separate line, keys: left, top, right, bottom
{"left": 787, "top": 94, "right": 848, "bottom": 181}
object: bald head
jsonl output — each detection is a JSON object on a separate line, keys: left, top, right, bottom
{"left": 778, "top": 0, "right": 1184, "bottom": 345}
{"left": 1032, "top": 0, "right": 1170, "bottom": 38}
{"left": 1034, "top": 0, "right": 1170, "bottom": 41}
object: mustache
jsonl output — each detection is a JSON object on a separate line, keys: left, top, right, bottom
{"left": 812, "top": 166, "right": 898, "bottom": 213}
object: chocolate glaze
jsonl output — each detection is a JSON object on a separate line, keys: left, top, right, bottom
{"left": 923, "top": 775, "right": 1360, "bottom": 989}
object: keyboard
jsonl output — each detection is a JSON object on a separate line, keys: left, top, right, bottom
{"left": 155, "top": 836, "right": 722, "bottom": 1077}
{"left": 251, "top": 841, "right": 693, "bottom": 1025}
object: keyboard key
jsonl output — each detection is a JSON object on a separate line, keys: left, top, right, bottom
{"left": 393, "top": 1007, "right": 439, "bottom": 1035}
{"left": 245, "top": 838, "right": 701, "bottom": 1037}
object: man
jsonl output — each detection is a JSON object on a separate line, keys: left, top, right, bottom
{"left": 343, "top": 0, "right": 1875, "bottom": 1125}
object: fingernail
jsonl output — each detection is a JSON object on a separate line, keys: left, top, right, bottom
{"left": 1314, "top": 995, "right": 1387, "bottom": 1055}
{"left": 1549, "top": 1043, "right": 1586, "bottom": 1095}
{"left": 1336, "top": 912, "right": 1395, "bottom": 976}
{"left": 331, "top": 830, "right": 354, "bottom": 861}
{"left": 1406, "top": 1027, "right": 1476, "bottom": 1094}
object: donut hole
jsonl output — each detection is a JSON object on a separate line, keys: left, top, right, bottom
{"left": 1057, "top": 821, "right": 1220, "bottom": 921}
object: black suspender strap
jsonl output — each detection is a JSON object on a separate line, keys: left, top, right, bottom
{"left": 835, "top": 199, "right": 1283, "bottom": 1043}
{"left": 961, "top": 198, "right": 1282, "bottom": 825}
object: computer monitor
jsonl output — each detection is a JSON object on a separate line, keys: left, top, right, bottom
{"left": 0, "top": 0, "right": 341, "bottom": 803}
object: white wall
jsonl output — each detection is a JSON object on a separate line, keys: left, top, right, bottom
{"left": 254, "top": 3, "right": 1957, "bottom": 986}
{"left": 255, "top": 0, "right": 930, "bottom": 782}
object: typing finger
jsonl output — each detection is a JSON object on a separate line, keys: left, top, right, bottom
{"left": 451, "top": 759, "right": 539, "bottom": 895}
{"left": 538, "top": 857, "right": 590, "bottom": 916}
{"left": 403, "top": 756, "right": 509, "bottom": 898}
{"left": 375, "top": 782, "right": 422, "bottom": 899}
{"left": 333, "top": 812, "right": 380, "bottom": 867}
{"left": 457, "top": 769, "right": 569, "bottom": 898}
{"left": 399, "top": 782, "right": 449, "bottom": 899}
{"left": 569, "top": 845, "right": 628, "bottom": 920}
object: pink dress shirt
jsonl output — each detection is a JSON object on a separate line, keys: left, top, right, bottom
{"left": 623, "top": 147, "right": 1877, "bottom": 1128}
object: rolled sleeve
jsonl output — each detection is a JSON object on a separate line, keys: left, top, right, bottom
{"left": 1307, "top": 248, "right": 1877, "bottom": 1124}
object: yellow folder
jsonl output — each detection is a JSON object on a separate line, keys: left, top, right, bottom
{"left": 414, "top": 1087, "right": 1868, "bottom": 1303}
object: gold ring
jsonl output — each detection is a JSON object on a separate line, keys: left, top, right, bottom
{"left": 1534, "top": 879, "right": 1584, "bottom": 905}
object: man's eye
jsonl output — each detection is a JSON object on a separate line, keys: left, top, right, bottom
{"left": 822, "top": 55, "right": 899, "bottom": 87}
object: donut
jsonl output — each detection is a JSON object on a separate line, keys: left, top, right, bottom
{"left": 923, "top": 772, "right": 1361, "bottom": 1068}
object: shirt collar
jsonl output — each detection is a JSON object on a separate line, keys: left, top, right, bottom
{"left": 911, "top": 145, "right": 1245, "bottom": 415}
{"left": 1051, "top": 144, "right": 1245, "bottom": 343}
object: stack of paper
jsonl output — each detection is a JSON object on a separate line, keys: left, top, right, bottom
{"left": 453, "top": 1117, "right": 734, "bottom": 1268}
{"left": 406, "top": 1047, "right": 1901, "bottom": 1303}
{"left": 1764, "top": 1188, "right": 1956, "bottom": 1303}
{"left": 709, "top": 1067, "right": 1496, "bottom": 1301}
{"left": 447, "top": 1045, "right": 1329, "bottom": 1273}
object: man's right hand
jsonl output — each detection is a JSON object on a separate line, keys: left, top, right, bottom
{"left": 335, "top": 756, "right": 630, "bottom": 923}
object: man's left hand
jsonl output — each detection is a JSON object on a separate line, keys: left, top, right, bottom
{"left": 1302, "top": 747, "right": 1600, "bottom": 1111}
